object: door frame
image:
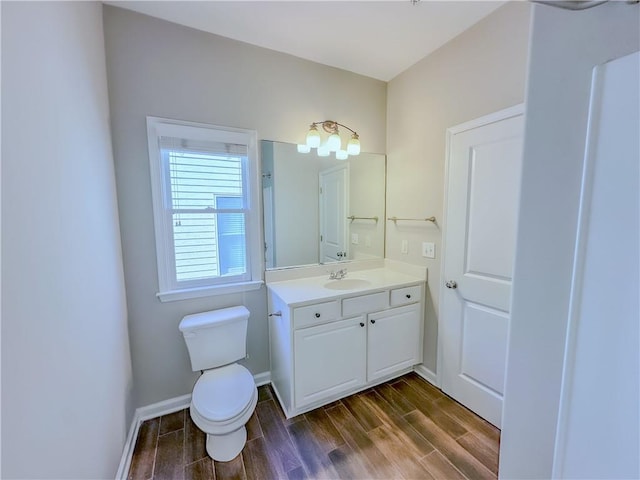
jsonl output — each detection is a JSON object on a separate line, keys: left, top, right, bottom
{"left": 437, "top": 103, "right": 524, "bottom": 389}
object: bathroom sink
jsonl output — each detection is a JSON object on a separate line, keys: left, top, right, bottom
{"left": 323, "top": 278, "right": 372, "bottom": 290}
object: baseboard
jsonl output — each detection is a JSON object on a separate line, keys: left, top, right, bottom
{"left": 414, "top": 364, "right": 439, "bottom": 387}
{"left": 115, "top": 370, "right": 270, "bottom": 479}
{"left": 253, "top": 370, "right": 271, "bottom": 387}
{"left": 140, "top": 393, "right": 193, "bottom": 421}
{"left": 114, "top": 393, "right": 191, "bottom": 479}
{"left": 114, "top": 409, "right": 143, "bottom": 480}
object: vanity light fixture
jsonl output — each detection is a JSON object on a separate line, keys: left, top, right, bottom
{"left": 297, "top": 120, "right": 360, "bottom": 159}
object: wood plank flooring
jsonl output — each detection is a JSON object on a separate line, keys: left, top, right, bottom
{"left": 128, "top": 373, "right": 500, "bottom": 479}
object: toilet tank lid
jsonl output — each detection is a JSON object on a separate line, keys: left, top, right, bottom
{"left": 179, "top": 306, "right": 250, "bottom": 333}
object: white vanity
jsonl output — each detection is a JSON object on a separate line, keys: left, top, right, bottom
{"left": 266, "top": 263, "right": 426, "bottom": 418}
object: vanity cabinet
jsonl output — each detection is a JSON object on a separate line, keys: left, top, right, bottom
{"left": 267, "top": 274, "right": 425, "bottom": 418}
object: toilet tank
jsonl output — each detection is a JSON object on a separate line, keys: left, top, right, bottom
{"left": 179, "top": 306, "right": 250, "bottom": 372}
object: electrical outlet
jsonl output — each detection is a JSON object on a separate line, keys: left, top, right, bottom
{"left": 401, "top": 240, "right": 408, "bottom": 254}
{"left": 422, "top": 242, "right": 435, "bottom": 259}
{"left": 351, "top": 233, "right": 359, "bottom": 245}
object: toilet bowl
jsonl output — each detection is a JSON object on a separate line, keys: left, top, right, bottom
{"left": 189, "top": 363, "right": 258, "bottom": 461}
{"left": 179, "top": 306, "right": 256, "bottom": 462}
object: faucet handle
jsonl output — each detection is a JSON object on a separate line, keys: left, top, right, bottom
{"left": 329, "top": 268, "right": 347, "bottom": 279}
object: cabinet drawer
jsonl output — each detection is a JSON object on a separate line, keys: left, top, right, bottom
{"left": 293, "top": 301, "right": 340, "bottom": 329}
{"left": 342, "top": 291, "right": 388, "bottom": 317}
{"left": 390, "top": 285, "right": 422, "bottom": 306}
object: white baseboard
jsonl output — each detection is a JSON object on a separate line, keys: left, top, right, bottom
{"left": 115, "top": 409, "right": 142, "bottom": 480}
{"left": 414, "top": 364, "right": 439, "bottom": 387}
{"left": 115, "top": 370, "right": 270, "bottom": 479}
{"left": 253, "top": 370, "right": 271, "bottom": 387}
{"left": 115, "top": 393, "right": 192, "bottom": 479}
{"left": 139, "top": 393, "right": 193, "bottom": 421}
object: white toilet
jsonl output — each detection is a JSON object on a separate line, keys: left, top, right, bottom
{"left": 179, "top": 306, "right": 257, "bottom": 462}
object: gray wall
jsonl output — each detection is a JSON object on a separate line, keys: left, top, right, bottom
{"left": 103, "top": 6, "right": 387, "bottom": 407}
{"left": 1, "top": 2, "right": 133, "bottom": 478}
{"left": 385, "top": 2, "right": 531, "bottom": 374}
{"left": 500, "top": 3, "right": 639, "bottom": 476}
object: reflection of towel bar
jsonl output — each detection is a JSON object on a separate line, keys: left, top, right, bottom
{"left": 387, "top": 216, "right": 437, "bottom": 224}
{"left": 347, "top": 215, "right": 379, "bottom": 223}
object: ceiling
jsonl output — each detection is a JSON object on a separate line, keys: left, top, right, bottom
{"left": 106, "top": 1, "right": 505, "bottom": 81}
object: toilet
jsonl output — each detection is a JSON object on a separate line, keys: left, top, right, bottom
{"left": 179, "top": 306, "right": 257, "bottom": 462}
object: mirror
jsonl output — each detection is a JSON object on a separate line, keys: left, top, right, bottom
{"left": 261, "top": 140, "right": 386, "bottom": 269}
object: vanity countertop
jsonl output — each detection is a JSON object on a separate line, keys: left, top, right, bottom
{"left": 266, "top": 267, "right": 425, "bottom": 306}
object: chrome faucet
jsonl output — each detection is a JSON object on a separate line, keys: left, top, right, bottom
{"left": 329, "top": 268, "right": 348, "bottom": 280}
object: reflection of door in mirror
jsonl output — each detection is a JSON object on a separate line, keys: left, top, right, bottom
{"left": 319, "top": 164, "right": 349, "bottom": 263}
{"left": 261, "top": 140, "right": 386, "bottom": 270}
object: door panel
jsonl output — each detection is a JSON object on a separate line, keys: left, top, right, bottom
{"left": 441, "top": 106, "right": 524, "bottom": 427}
{"left": 466, "top": 138, "right": 522, "bottom": 280}
{"left": 460, "top": 302, "right": 509, "bottom": 395}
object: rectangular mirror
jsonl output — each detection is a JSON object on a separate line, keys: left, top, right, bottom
{"left": 261, "top": 140, "right": 386, "bottom": 269}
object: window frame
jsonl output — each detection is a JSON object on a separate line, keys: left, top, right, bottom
{"left": 147, "top": 116, "right": 263, "bottom": 302}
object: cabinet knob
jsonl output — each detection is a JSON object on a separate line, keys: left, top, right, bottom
{"left": 359, "top": 322, "right": 365, "bottom": 327}
{"left": 315, "top": 313, "right": 321, "bottom": 318}
{"left": 406, "top": 294, "right": 411, "bottom": 299}
{"left": 445, "top": 280, "right": 458, "bottom": 289}
{"left": 370, "top": 319, "right": 376, "bottom": 324}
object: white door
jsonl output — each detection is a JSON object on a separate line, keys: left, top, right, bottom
{"left": 319, "top": 165, "right": 348, "bottom": 263}
{"left": 553, "top": 51, "right": 639, "bottom": 478}
{"left": 440, "top": 105, "right": 524, "bottom": 427}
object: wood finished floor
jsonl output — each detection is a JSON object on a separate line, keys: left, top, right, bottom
{"left": 128, "top": 372, "right": 500, "bottom": 480}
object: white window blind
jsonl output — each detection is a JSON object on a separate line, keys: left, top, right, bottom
{"left": 147, "top": 118, "right": 262, "bottom": 301}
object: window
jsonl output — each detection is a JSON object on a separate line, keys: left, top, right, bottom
{"left": 147, "top": 117, "right": 262, "bottom": 301}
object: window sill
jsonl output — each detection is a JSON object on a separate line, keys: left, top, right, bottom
{"left": 157, "top": 280, "right": 264, "bottom": 303}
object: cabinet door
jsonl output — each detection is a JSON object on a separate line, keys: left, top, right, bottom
{"left": 294, "top": 316, "right": 366, "bottom": 408}
{"left": 367, "top": 304, "right": 420, "bottom": 381}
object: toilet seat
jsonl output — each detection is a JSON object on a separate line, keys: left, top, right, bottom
{"left": 192, "top": 363, "right": 256, "bottom": 422}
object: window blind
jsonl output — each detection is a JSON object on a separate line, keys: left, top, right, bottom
{"left": 162, "top": 140, "right": 248, "bottom": 283}
{"left": 167, "top": 151, "right": 245, "bottom": 210}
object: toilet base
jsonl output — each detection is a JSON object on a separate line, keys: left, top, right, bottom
{"left": 205, "top": 426, "right": 247, "bottom": 462}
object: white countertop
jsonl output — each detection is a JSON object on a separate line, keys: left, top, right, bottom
{"left": 266, "top": 267, "right": 425, "bottom": 306}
